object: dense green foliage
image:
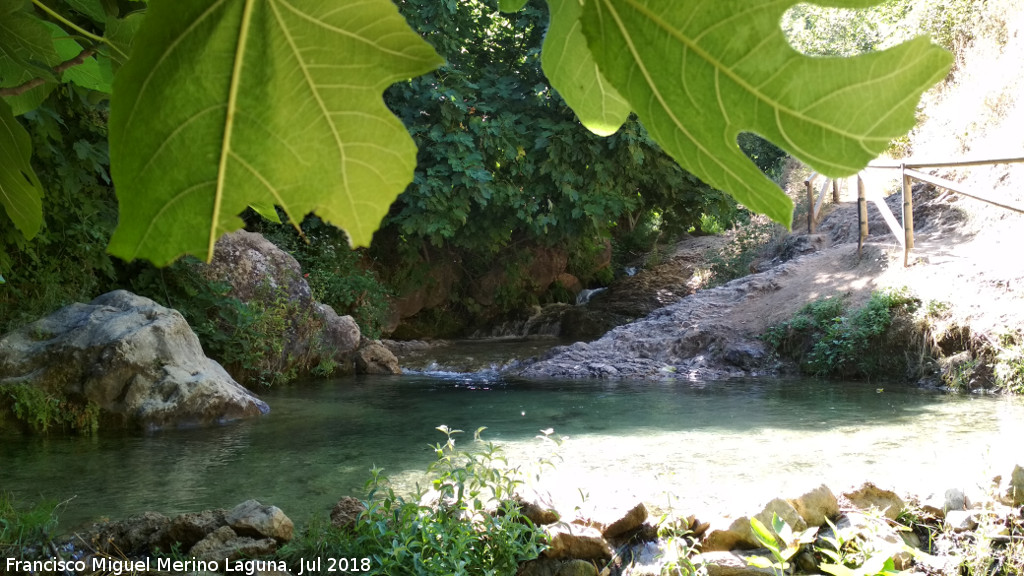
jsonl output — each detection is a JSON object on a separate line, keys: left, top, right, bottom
{"left": 0, "top": 90, "right": 118, "bottom": 334}
{"left": 280, "top": 427, "right": 549, "bottom": 575}
{"left": 764, "top": 289, "right": 924, "bottom": 379}
{"left": 0, "top": 491, "right": 61, "bottom": 561}
{"left": 0, "top": 382, "right": 99, "bottom": 434}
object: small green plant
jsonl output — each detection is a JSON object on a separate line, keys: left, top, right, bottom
{"left": 656, "top": 514, "right": 704, "bottom": 576}
{"left": 815, "top": 517, "right": 903, "bottom": 576}
{"left": 747, "top": 513, "right": 816, "bottom": 575}
{"left": 280, "top": 426, "right": 550, "bottom": 575}
{"left": 994, "top": 331, "right": 1024, "bottom": 393}
{"left": 0, "top": 492, "right": 62, "bottom": 560}
{"left": 763, "top": 288, "right": 925, "bottom": 379}
{"left": 705, "top": 215, "right": 787, "bottom": 286}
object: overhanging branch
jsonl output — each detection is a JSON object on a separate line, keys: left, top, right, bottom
{"left": 0, "top": 48, "right": 97, "bottom": 97}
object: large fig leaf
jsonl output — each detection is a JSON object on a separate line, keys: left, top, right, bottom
{"left": 108, "top": 0, "right": 443, "bottom": 265}
{"left": 0, "top": 98, "right": 43, "bottom": 238}
{"left": 543, "top": 0, "right": 630, "bottom": 136}
{"left": 579, "top": 0, "right": 952, "bottom": 225}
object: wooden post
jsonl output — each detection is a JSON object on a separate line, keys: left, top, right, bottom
{"left": 857, "top": 175, "right": 868, "bottom": 259}
{"left": 902, "top": 166, "right": 914, "bottom": 266}
{"left": 805, "top": 176, "right": 814, "bottom": 233}
{"left": 832, "top": 179, "right": 840, "bottom": 203}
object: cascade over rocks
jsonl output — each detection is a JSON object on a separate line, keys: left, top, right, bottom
{"left": 0, "top": 290, "right": 268, "bottom": 431}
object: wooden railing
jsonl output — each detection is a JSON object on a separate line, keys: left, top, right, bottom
{"left": 856, "top": 156, "right": 1024, "bottom": 266}
{"left": 804, "top": 171, "right": 841, "bottom": 233}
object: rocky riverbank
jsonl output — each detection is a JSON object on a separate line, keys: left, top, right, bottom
{"left": 13, "top": 465, "right": 1024, "bottom": 575}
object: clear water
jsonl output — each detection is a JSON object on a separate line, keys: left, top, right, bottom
{"left": 3, "top": 370, "right": 1023, "bottom": 530}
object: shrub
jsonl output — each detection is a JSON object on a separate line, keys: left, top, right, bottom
{"left": 280, "top": 426, "right": 552, "bottom": 575}
{"left": 764, "top": 289, "right": 924, "bottom": 379}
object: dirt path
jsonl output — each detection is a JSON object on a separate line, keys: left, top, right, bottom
{"left": 519, "top": 177, "right": 1024, "bottom": 381}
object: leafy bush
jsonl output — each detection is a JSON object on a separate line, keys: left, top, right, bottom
{"left": 0, "top": 383, "right": 99, "bottom": 435}
{"left": 280, "top": 426, "right": 551, "bottom": 575}
{"left": 994, "top": 331, "right": 1024, "bottom": 393}
{"left": 129, "top": 261, "right": 327, "bottom": 386}
{"left": 0, "top": 492, "right": 61, "bottom": 560}
{"left": 764, "top": 289, "right": 924, "bottom": 379}
{"left": 705, "top": 215, "right": 788, "bottom": 286}
{"left": 256, "top": 215, "right": 392, "bottom": 339}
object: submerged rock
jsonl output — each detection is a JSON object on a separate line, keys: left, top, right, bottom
{"left": 0, "top": 290, "right": 269, "bottom": 431}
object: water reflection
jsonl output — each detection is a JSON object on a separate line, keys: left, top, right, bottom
{"left": 1, "top": 375, "right": 1022, "bottom": 529}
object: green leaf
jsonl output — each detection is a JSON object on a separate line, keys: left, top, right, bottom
{"left": 42, "top": 22, "right": 113, "bottom": 93}
{"left": 749, "top": 516, "right": 778, "bottom": 549}
{"left": 746, "top": 556, "right": 775, "bottom": 569}
{"left": 62, "top": 0, "right": 107, "bottom": 23}
{"left": 108, "top": 0, "right": 444, "bottom": 265}
{"left": 820, "top": 563, "right": 858, "bottom": 576}
{"left": 2, "top": 81, "right": 56, "bottom": 116}
{"left": 0, "top": 98, "right": 43, "bottom": 238}
{"left": 579, "top": 0, "right": 952, "bottom": 226}
{"left": 103, "top": 11, "right": 145, "bottom": 68}
{"left": 543, "top": 0, "right": 630, "bottom": 136}
{"left": 0, "top": 0, "right": 61, "bottom": 87}
{"left": 498, "top": 0, "right": 528, "bottom": 12}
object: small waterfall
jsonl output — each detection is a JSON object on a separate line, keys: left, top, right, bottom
{"left": 576, "top": 287, "right": 607, "bottom": 306}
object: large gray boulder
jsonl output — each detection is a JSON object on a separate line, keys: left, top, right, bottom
{"left": 200, "top": 231, "right": 361, "bottom": 379}
{"left": 0, "top": 290, "right": 269, "bottom": 431}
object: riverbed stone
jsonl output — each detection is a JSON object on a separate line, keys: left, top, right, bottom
{"left": 226, "top": 499, "right": 293, "bottom": 543}
{"left": 166, "top": 508, "right": 228, "bottom": 549}
{"left": 513, "top": 493, "right": 560, "bottom": 526}
{"left": 753, "top": 498, "right": 807, "bottom": 540}
{"left": 189, "top": 525, "right": 278, "bottom": 561}
{"left": 789, "top": 484, "right": 839, "bottom": 527}
{"left": 601, "top": 502, "right": 649, "bottom": 540}
{"left": 200, "top": 231, "right": 363, "bottom": 380}
{"left": 944, "top": 510, "right": 979, "bottom": 532}
{"left": 0, "top": 290, "right": 269, "bottom": 431}
{"left": 944, "top": 488, "right": 971, "bottom": 512}
{"left": 330, "top": 496, "right": 366, "bottom": 530}
{"left": 353, "top": 340, "right": 402, "bottom": 375}
{"left": 543, "top": 524, "right": 612, "bottom": 560}
{"left": 843, "top": 482, "right": 905, "bottom": 520}
{"left": 555, "top": 559, "right": 598, "bottom": 576}
{"left": 1006, "top": 465, "right": 1024, "bottom": 506}
{"left": 696, "top": 550, "right": 779, "bottom": 575}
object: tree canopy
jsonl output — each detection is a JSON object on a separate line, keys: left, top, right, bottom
{"left": 1, "top": 0, "right": 952, "bottom": 267}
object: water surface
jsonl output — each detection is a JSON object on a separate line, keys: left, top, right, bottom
{"left": 2, "top": 372, "right": 1022, "bottom": 529}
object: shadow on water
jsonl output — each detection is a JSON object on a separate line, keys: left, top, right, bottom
{"left": 1, "top": 372, "right": 1021, "bottom": 529}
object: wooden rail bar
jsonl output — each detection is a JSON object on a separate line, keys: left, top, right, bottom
{"left": 903, "top": 168, "right": 1024, "bottom": 215}
{"left": 868, "top": 156, "right": 1024, "bottom": 169}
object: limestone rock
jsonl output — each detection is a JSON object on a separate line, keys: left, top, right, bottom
{"left": 1006, "top": 465, "right": 1024, "bottom": 506}
{"left": 226, "top": 500, "right": 293, "bottom": 544}
{"left": 519, "top": 558, "right": 560, "bottom": 576}
{"left": 944, "top": 488, "right": 970, "bottom": 512}
{"left": 189, "top": 526, "right": 277, "bottom": 561}
{"left": 166, "top": 509, "right": 228, "bottom": 550}
{"left": 353, "top": 340, "right": 401, "bottom": 375}
{"left": 330, "top": 497, "right": 366, "bottom": 530}
{"left": 555, "top": 559, "right": 598, "bottom": 576}
{"left": 202, "top": 231, "right": 362, "bottom": 380}
{"left": 789, "top": 484, "right": 839, "bottom": 527}
{"left": 0, "top": 290, "right": 269, "bottom": 431}
{"left": 204, "top": 230, "right": 311, "bottom": 304}
{"left": 944, "top": 510, "right": 979, "bottom": 532}
{"left": 84, "top": 511, "right": 171, "bottom": 555}
{"left": 843, "top": 482, "right": 905, "bottom": 520}
{"left": 703, "top": 517, "right": 755, "bottom": 552}
{"left": 602, "top": 502, "right": 649, "bottom": 540}
{"left": 543, "top": 524, "right": 612, "bottom": 560}
{"left": 697, "top": 551, "right": 779, "bottom": 575}
{"left": 513, "top": 494, "right": 560, "bottom": 526}
{"left": 752, "top": 498, "right": 807, "bottom": 541}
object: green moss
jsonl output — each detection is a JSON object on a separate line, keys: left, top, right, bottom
{"left": 0, "top": 383, "right": 99, "bottom": 435}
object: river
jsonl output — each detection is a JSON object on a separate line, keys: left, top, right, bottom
{"left": 2, "top": 355, "right": 1023, "bottom": 530}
